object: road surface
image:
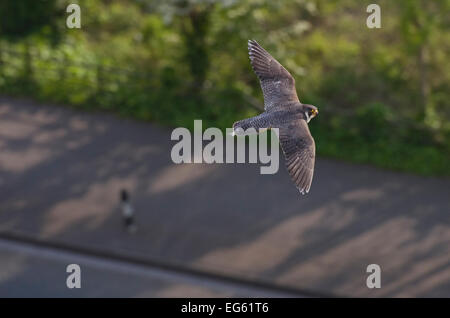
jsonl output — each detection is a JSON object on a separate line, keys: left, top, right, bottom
{"left": 0, "top": 96, "right": 449, "bottom": 297}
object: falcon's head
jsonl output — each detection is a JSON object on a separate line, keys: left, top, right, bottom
{"left": 302, "top": 104, "right": 319, "bottom": 123}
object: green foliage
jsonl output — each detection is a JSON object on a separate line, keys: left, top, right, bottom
{"left": 0, "top": 0, "right": 62, "bottom": 43}
{"left": 0, "top": 0, "right": 448, "bottom": 176}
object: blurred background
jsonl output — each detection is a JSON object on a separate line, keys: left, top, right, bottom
{"left": 0, "top": 0, "right": 449, "bottom": 297}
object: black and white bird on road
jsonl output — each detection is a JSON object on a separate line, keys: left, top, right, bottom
{"left": 233, "top": 40, "right": 319, "bottom": 194}
{"left": 120, "top": 189, "right": 137, "bottom": 233}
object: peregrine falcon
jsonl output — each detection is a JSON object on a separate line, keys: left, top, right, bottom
{"left": 233, "top": 40, "right": 319, "bottom": 194}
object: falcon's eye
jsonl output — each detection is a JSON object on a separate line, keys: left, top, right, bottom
{"left": 309, "top": 109, "right": 318, "bottom": 116}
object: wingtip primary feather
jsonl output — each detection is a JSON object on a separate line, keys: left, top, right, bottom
{"left": 298, "top": 186, "right": 311, "bottom": 195}
{"left": 248, "top": 39, "right": 260, "bottom": 50}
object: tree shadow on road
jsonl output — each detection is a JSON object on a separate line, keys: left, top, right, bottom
{"left": 0, "top": 97, "right": 449, "bottom": 297}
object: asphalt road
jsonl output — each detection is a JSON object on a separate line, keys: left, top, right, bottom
{"left": 0, "top": 237, "right": 297, "bottom": 297}
{"left": 0, "top": 96, "right": 449, "bottom": 297}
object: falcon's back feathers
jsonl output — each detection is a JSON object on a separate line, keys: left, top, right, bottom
{"left": 248, "top": 40, "right": 300, "bottom": 111}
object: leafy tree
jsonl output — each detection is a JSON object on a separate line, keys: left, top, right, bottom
{"left": 397, "top": 0, "right": 450, "bottom": 128}
{"left": 0, "top": 0, "right": 63, "bottom": 42}
{"left": 0, "top": 0, "right": 449, "bottom": 174}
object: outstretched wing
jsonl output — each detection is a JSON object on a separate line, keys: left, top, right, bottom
{"left": 279, "top": 120, "right": 315, "bottom": 194}
{"left": 248, "top": 40, "right": 300, "bottom": 111}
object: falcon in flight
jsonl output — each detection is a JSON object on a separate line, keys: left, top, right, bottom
{"left": 233, "top": 40, "right": 319, "bottom": 194}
